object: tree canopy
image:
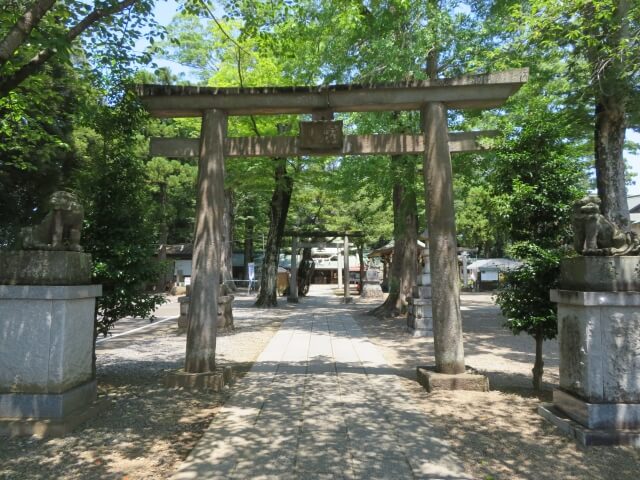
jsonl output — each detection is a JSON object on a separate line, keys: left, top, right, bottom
{"left": 2, "top": 0, "right": 638, "bottom": 329}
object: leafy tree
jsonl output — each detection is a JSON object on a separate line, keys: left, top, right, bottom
{"left": 509, "top": 0, "right": 640, "bottom": 227}
{"left": 0, "top": 59, "right": 81, "bottom": 246}
{"left": 0, "top": 0, "right": 159, "bottom": 97}
{"left": 75, "top": 87, "right": 165, "bottom": 337}
{"left": 495, "top": 243, "right": 563, "bottom": 391}
{"left": 491, "top": 97, "right": 587, "bottom": 390}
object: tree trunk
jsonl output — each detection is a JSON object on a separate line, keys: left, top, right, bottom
{"left": 220, "top": 188, "right": 236, "bottom": 290}
{"left": 370, "top": 155, "right": 418, "bottom": 317}
{"left": 532, "top": 332, "right": 545, "bottom": 391}
{"left": 297, "top": 247, "right": 314, "bottom": 296}
{"left": 156, "top": 182, "right": 169, "bottom": 292}
{"left": 0, "top": 0, "right": 57, "bottom": 68}
{"left": 255, "top": 157, "right": 293, "bottom": 307}
{"left": 589, "top": 0, "right": 631, "bottom": 229}
{"left": 0, "top": 0, "right": 138, "bottom": 97}
{"left": 594, "top": 97, "right": 629, "bottom": 228}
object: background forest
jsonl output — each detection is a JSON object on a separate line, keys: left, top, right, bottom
{"left": 1, "top": 0, "right": 639, "bottom": 330}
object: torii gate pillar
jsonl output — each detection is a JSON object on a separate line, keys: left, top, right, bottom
{"left": 422, "top": 102, "right": 465, "bottom": 375}
{"left": 167, "top": 109, "right": 229, "bottom": 388}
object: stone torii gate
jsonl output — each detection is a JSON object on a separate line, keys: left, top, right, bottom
{"left": 282, "top": 230, "right": 365, "bottom": 304}
{"left": 137, "top": 68, "right": 528, "bottom": 385}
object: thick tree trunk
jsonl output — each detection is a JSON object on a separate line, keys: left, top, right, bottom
{"left": 221, "top": 188, "right": 236, "bottom": 290}
{"left": 370, "top": 155, "right": 418, "bottom": 317}
{"left": 595, "top": 98, "right": 629, "bottom": 228}
{"left": 532, "top": 332, "right": 544, "bottom": 391}
{"left": 255, "top": 158, "right": 293, "bottom": 307}
{"left": 589, "top": 0, "right": 631, "bottom": 229}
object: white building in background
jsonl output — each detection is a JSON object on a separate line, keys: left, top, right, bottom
{"left": 629, "top": 195, "right": 640, "bottom": 235}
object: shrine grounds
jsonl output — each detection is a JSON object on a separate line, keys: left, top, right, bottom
{"left": 0, "top": 287, "right": 638, "bottom": 479}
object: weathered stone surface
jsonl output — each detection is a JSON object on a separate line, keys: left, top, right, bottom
{"left": 165, "top": 366, "right": 233, "bottom": 391}
{"left": 538, "top": 403, "right": 640, "bottom": 447}
{"left": 177, "top": 293, "right": 234, "bottom": 330}
{"left": 553, "top": 389, "right": 640, "bottom": 430}
{"left": 412, "top": 285, "right": 432, "bottom": 298}
{"left": 0, "top": 285, "right": 101, "bottom": 395}
{"left": 571, "top": 196, "right": 640, "bottom": 256}
{"left": 417, "top": 273, "right": 431, "bottom": 286}
{"left": 553, "top": 289, "right": 640, "bottom": 403}
{"left": 559, "top": 256, "right": 640, "bottom": 292}
{"left": 0, "top": 380, "right": 96, "bottom": 418}
{"left": 0, "top": 251, "right": 92, "bottom": 285}
{"left": 360, "top": 282, "right": 383, "bottom": 298}
{"left": 408, "top": 309, "right": 433, "bottom": 337}
{"left": 0, "top": 396, "right": 109, "bottom": 438}
{"left": 416, "top": 366, "right": 489, "bottom": 392}
{"left": 299, "top": 120, "right": 343, "bottom": 153}
{"left": 18, "top": 191, "right": 85, "bottom": 252}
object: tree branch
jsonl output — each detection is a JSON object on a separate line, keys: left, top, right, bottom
{"left": 0, "top": 0, "right": 139, "bottom": 97}
{"left": 0, "top": 0, "right": 57, "bottom": 69}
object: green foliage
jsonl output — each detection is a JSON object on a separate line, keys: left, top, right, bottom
{"left": 0, "top": 60, "right": 81, "bottom": 246}
{"left": 495, "top": 243, "right": 563, "bottom": 341}
{"left": 490, "top": 103, "right": 588, "bottom": 248}
{"left": 75, "top": 87, "right": 164, "bottom": 336}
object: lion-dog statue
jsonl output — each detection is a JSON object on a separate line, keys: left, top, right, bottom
{"left": 572, "top": 195, "right": 640, "bottom": 256}
{"left": 19, "top": 191, "right": 84, "bottom": 251}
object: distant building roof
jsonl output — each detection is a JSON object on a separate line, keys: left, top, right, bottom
{"left": 466, "top": 258, "right": 522, "bottom": 271}
{"left": 628, "top": 195, "right": 640, "bottom": 224}
{"left": 368, "top": 240, "right": 426, "bottom": 257}
{"left": 628, "top": 195, "right": 640, "bottom": 213}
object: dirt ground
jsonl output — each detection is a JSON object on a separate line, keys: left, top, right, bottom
{"left": 1, "top": 290, "right": 638, "bottom": 479}
{"left": 0, "top": 294, "right": 292, "bottom": 480}
{"left": 352, "top": 292, "right": 640, "bottom": 480}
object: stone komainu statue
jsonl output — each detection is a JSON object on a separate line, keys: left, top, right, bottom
{"left": 571, "top": 195, "right": 640, "bottom": 256}
{"left": 19, "top": 191, "right": 84, "bottom": 252}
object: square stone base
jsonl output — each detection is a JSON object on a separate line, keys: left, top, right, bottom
{"left": 539, "top": 403, "right": 640, "bottom": 447}
{"left": 0, "top": 380, "right": 97, "bottom": 418}
{"left": 553, "top": 389, "right": 640, "bottom": 430}
{"left": 0, "top": 395, "right": 110, "bottom": 438}
{"left": 165, "top": 367, "right": 233, "bottom": 391}
{"left": 417, "top": 366, "right": 489, "bottom": 392}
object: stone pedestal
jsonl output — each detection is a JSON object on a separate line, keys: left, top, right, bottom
{"left": 407, "top": 246, "right": 433, "bottom": 337}
{"left": 0, "top": 250, "right": 92, "bottom": 285}
{"left": 177, "top": 285, "right": 234, "bottom": 331}
{"left": 165, "top": 366, "right": 234, "bottom": 391}
{"left": 540, "top": 256, "right": 640, "bottom": 446}
{"left": 0, "top": 283, "right": 102, "bottom": 437}
{"left": 360, "top": 267, "right": 383, "bottom": 299}
{"left": 417, "top": 366, "right": 489, "bottom": 392}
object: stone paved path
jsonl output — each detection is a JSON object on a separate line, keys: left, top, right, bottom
{"left": 173, "top": 291, "right": 471, "bottom": 480}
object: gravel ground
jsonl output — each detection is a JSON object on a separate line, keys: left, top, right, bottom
{"left": 2, "top": 290, "right": 639, "bottom": 480}
{"left": 0, "top": 293, "right": 292, "bottom": 480}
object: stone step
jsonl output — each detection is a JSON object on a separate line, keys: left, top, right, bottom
{"left": 412, "top": 285, "right": 432, "bottom": 298}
